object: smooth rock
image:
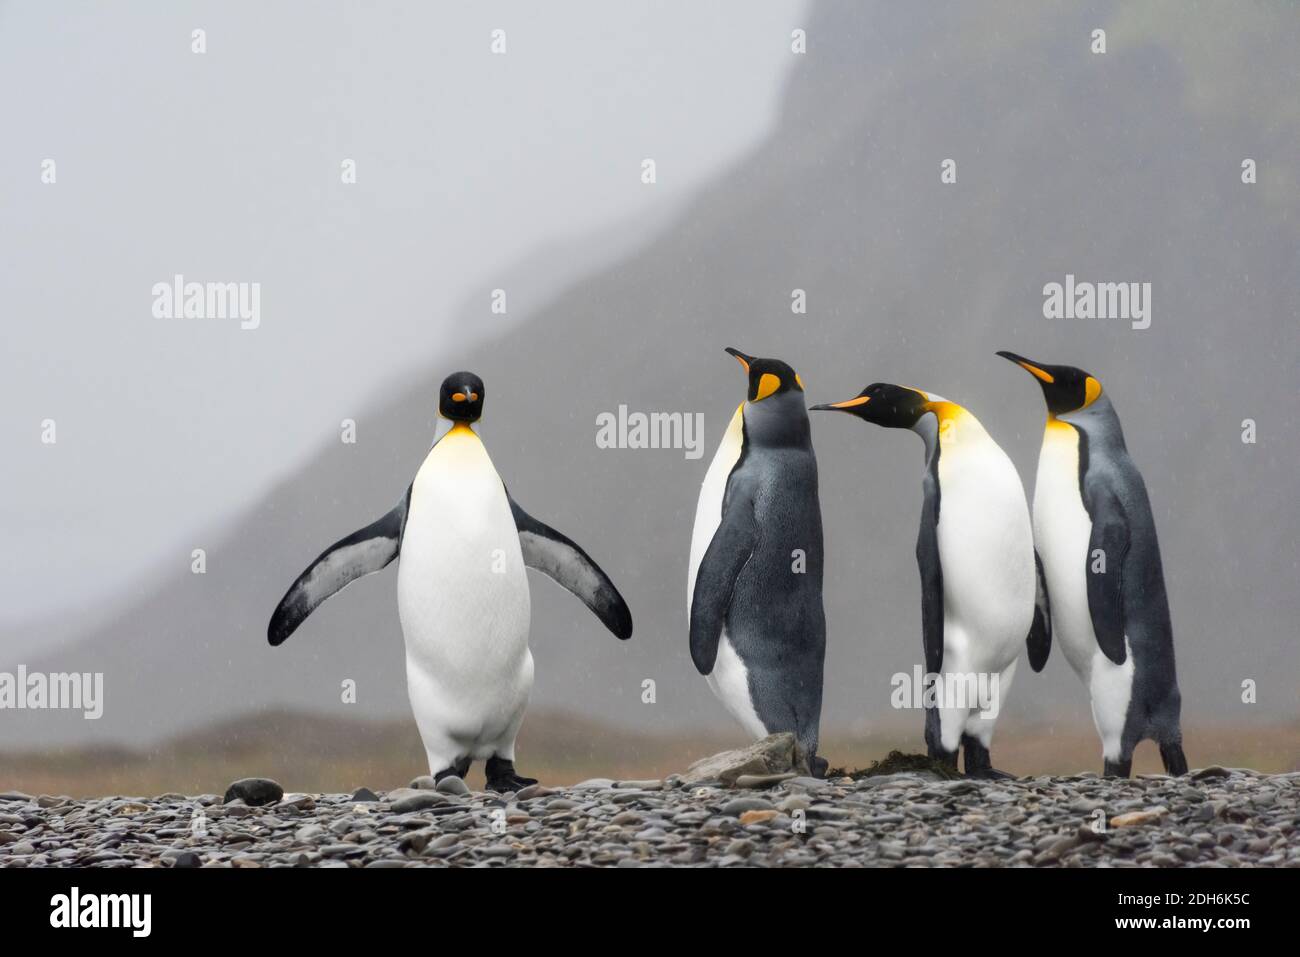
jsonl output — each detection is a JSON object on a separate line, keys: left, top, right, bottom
{"left": 1110, "top": 807, "right": 1168, "bottom": 828}
{"left": 721, "top": 797, "right": 777, "bottom": 817}
{"left": 391, "top": 792, "right": 450, "bottom": 814}
{"left": 223, "top": 778, "right": 283, "bottom": 807}
{"left": 681, "top": 733, "right": 810, "bottom": 787}
{"left": 399, "top": 829, "right": 436, "bottom": 853}
{"left": 514, "top": 784, "right": 555, "bottom": 801}
{"left": 435, "top": 776, "right": 471, "bottom": 796}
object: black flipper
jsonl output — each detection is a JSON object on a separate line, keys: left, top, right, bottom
{"left": 1085, "top": 487, "right": 1130, "bottom": 665}
{"left": 916, "top": 473, "right": 944, "bottom": 677}
{"left": 507, "top": 491, "right": 633, "bottom": 641}
{"left": 688, "top": 491, "right": 757, "bottom": 675}
{"left": 268, "top": 487, "right": 410, "bottom": 646}
{"left": 1026, "top": 549, "right": 1052, "bottom": 672}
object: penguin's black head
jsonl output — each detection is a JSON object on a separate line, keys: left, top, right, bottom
{"left": 996, "top": 351, "right": 1102, "bottom": 416}
{"left": 725, "top": 347, "right": 810, "bottom": 446}
{"left": 724, "top": 347, "right": 805, "bottom": 403}
{"left": 438, "top": 371, "right": 485, "bottom": 422}
{"left": 811, "top": 382, "right": 930, "bottom": 429}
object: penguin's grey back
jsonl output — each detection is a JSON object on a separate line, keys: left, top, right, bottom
{"left": 724, "top": 407, "right": 826, "bottom": 732}
{"left": 1068, "top": 397, "right": 1180, "bottom": 717}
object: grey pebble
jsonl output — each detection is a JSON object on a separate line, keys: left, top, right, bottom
{"left": 391, "top": 792, "right": 451, "bottom": 814}
{"left": 435, "top": 776, "right": 471, "bottom": 797}
{"left": 733, "top": 773, "right": 797, "bottom": 790}
{"left": 721, "top": 797, "right": 777, "bottom": 816}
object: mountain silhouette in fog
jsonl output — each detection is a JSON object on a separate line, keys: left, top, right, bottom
{"left": 8, "top": 0, "right": 1297, "bottom": 749}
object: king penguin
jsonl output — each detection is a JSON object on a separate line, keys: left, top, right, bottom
{"left": 268, "top": 372, "right": 633, "bottom": 791}
{"left": 688, "top": 347, "right": 827, "bottom": 775}
{"left": 998, "top": 352, "right": 1186, "bottom": 777}
{"left": 813, "top": 383, "right": 1048, "bottom": 777}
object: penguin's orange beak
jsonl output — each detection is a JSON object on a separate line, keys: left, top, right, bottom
{"left": 996, "top": 350, "right": 1055, "bottom": 384}
{"left": 810, "top": 395, "right": 870, "bottom": 411}
{"left": 724, "top": 346, "right": 754, "bottom": 372}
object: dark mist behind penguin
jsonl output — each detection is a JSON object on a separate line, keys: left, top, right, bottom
{"left": 688, "top": 347, "right": 827, "bottom": 775}
{"left": 998, "top": 352, "right": 1187, "bottom": 778}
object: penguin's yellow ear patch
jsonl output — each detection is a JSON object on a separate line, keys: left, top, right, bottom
{"left": 754, "top": 373, "right": 782, "bottom": 401}
{"left": 452, "top": 392, "right": 467, "bottom": 402}
{"left": 1083, "top": 376, "right": 1102, "bottom": 408}
{"left": 795, "top": 373, "right": 805, "bottom": 390}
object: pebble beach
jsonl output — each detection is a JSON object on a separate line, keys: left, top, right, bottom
{"left": 3, "top": 763, "right": 1296, "bottom": 868}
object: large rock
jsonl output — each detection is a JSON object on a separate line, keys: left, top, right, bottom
{"left": 681, "top": 733, "right": 810, "bottom": 787}
{"left": 222, "top": 777, "right": 283, "bottom": 807}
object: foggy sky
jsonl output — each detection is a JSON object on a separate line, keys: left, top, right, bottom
{"left": 0, "top": 0, "right": 805, "bottom": 631}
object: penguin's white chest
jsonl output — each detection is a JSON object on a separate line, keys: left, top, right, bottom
{"left": 397, "top": 428, "right": 532, "bottom": 754}
{"left": 688, "top": 404, "right": 767, "bottom": 736}
{"left": 1032, "top": 423, "right": 1103, "bottom": 678}
{"left": 688, "top": 404, "right": 744, "bottom": 605}
{"left": 934, "top": 435, "right": 1035, "bottom": 673}
{"left": 1032, "top": 422, "right": 1135, "bottom": 757}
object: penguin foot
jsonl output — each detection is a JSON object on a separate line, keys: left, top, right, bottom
{"left": 1159, "top": 741, "right": 1189, "bottom": 776}
{"left": 1103, "top": 757, "right": 1133, "bottom": 778}
{"left": 485, "top": 774, "right": 537, "bottom": 794}
{"left": 966, "top": 766, "right": 1015, "bottom": 781}
{"left": 959, "top": 734, "right": 1011, "bottom": 779}
{"left": 434, "top": 757, "right": 472, "bottom": 782}
{"left": 810, "top": 755, "right": 829, "bottom": 779}
{"left": 484, "top": 756, "right": 537, "bottom": 794}
{"left": 929, "top": 749, "right": 960, "bottom": 771}
{"left": 927, "top": 739, "right": 960, "bottom": 771}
